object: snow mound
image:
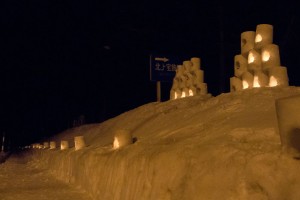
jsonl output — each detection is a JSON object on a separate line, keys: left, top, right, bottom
{"left": 26, "top": 86, "right": 300, "bottom": 200}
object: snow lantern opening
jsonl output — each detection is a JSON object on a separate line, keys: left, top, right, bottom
{"left": 181, "top": 91, "right": 186, "bottom": 98}
{"left": 248, "top": 52, "right": 255, "bottom": 64}
{"left": 255, "top": 34, "right": 262, "bottom": 43}
{"left": 242, "top": 80, "right": 249, "bottom": 89}
{"left": 113, "top": 130, "right": 133, "bottom": 149}
{"left": 269, "top": 76, "right": 278, "bottom": 87}
{"left": 262, "top": 50, "right": 270, "bottom": 62}
{"left": 253, "top": 76, "right": 260, "bottom": 88}
{"left": 189, "top": 89, "right": 194, "bottom": 96}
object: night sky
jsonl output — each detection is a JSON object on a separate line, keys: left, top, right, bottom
{"left": 1, "top": 0, "right": 300, "bottom": 147}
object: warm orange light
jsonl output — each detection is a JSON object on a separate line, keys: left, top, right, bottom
{"left": 174, "top": 92, "right": 178, "bottom": 99}
{"left": 248, "top": 52, "right": 255, "bottom": 64}
{"left": 269, "top": 76, "right": 278, "bottom": 87}
{"left": 113, "top": 137, "right": 120, "bottom": 149}
{"left": 189, "top": 89, "right": 194, "bottom": 96}
{"left": 242, "top": 80, "right": 249, "bottom": 89}
{"left": 262, "top": 51, "right": 270, "bottom": 62}
{"left": 181, "top": 91, "right": 186, "bottom": 98}
{"left": 255, "top": 34, "right": 262, "bottom": 43}
{"left": 253, "top": 76, "right": 260, "bottom": 88}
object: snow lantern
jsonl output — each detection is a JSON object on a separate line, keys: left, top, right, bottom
{"left": 241, "top": 31, "right": 255, "bottom": 57}
{"left": 183, "top": 60, "right": 193, "bottom": 72}
{"left": 241, "top": 72, "right": 254, "bottom": 89}
{"left": 74, "top": 136, "right": 86, "bottom": 150}
{"left": 195, "top": 82, "right": 207, "bottom": 95}
{"left": 255, "top": 24, "right": 273, "bottom": 50}
{"left": 248, "top": 49, "right": 262, "bottom": 72}
{"left": 275, "top": 95, "right": 300, "bottom": 156}
{"left": 253, "top": 71, "right": 268, "bottom": 88}
{"left": 268, "top": 66, "right": 289, "bottom": 87}
{"left": 61, "top": 140, "right": 69, "bottom": 150}
{"left": 261, "top": 44, "right": 281, "bottom": 72}
{"left": 113, "top": 129, "right": 133, "bottom": 149}
{"left": 191, "top": 57, "right": 201, "bottom": 70}
{"left": 50, "top": 141, "right": 56, "bottom": 149}
{"left": 234, "top": 55, "right": 248, "bottom": 78}
{"left": 230, "top": 77, "right": 243, "bottom": 92}
{"left": 43, "top": 142, "right": 49, "bottom": 149}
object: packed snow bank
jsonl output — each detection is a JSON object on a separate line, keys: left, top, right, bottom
{"left": 26, "top": 86, "right": 300, "bottom": 200}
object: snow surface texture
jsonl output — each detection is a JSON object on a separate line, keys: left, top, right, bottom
{"left": 0, "top": 153, "right": 92, "bottom": 200}
{"left": 20, "top": 86, "right": 300, "bottom": 199}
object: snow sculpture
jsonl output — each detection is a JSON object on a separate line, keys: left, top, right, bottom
{"left": 113, "top": 129, "right": 133, "bottom": 149}
{"left": 74, "top": 136, "right": 86, "bottom": 150}
{"left": 275, "top": 95, "right": 300, "bottom": 157}
{"left": 170, "top": 57, "right": 209, "bottom": 100}
{"left": 230, "top": 24, "right": 289, "bottom": 92}
{"left": 50, "top": 141, "right": 56, "bottom": 149}
{"left": 43, "top": 142, "right": 49, "bottom": 149}
{"left": 61, "top": 140, "right": 69, "bottom": 150}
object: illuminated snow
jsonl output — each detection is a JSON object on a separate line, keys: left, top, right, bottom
{"left": 262, "top": 50, "right": 270, "bottom": 62}
{"left": 269, "top": 76, "right": 278, "bottom": 87}
{"left": 253, "top": 76, "right": 260, "bottom": 88}
{"left": 255, "top": 33, "right": 262, "bottom": 43}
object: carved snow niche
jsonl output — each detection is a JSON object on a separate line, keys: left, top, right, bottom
{"left": 276, "top": 95, "right": 300, "bottom": 158}
{"left": 248, "top": 49, "right": 262, "bottom": 72}
{"left": 241, "top": 31, "right": 255, "bottom": 57}
{"left": 74, "top": 136, "right": 86, "bottom": 150}
{"left": 261, "top": 44, "right": 281, "bottom": 72}
{"left": 50, "top": 141, "right": 56, "bottom": 149}
{"left": 255, "top": 24, "right": 273, "bottom": 50}
{"left": 234, "top": 55, "right": 248, "bottom": 78}
{"left": 61, "top": 140, "right": 69, "bottom": 150}
{"left": 113, "top": 129, "right": 133, "bottom": 149}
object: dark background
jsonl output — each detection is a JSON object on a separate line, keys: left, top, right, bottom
{"left": 1, "top": 0, "right": 300, "bottom": 147}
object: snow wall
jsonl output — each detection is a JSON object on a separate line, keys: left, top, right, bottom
{"left": 27, "top": 86, "right": 300, "bottom": 200}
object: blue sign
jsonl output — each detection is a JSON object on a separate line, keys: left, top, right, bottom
{"left": 150, "top": 54, "right": 184, "bottom": 82}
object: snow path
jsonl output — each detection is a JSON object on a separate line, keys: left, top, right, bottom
{"left": 0, "top": 154, "right": 92, "bottom": 200}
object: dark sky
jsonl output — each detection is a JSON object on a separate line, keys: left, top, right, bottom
{"left": 1, "top": 0, "right": 300, "bottom": 146}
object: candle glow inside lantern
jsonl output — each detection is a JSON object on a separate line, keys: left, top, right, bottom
{"left": 113, "top": 129, "right": 133, "bottom": 149}
{"left": 255, "top": 24, "right": 273, "bottom": 50}
{"left": 241, "top": 31, "right": 255, "bottom": 57}
{"left": 268, "top": 66, "right": 289, "bottom": 87}
{"left": 43, "top": 142, "right": 49, "bottom": 149}
{"left": 248, "top": 49, "right": 262, "bottom": 72}
{"left": 261, "top": 44, "right": 281, "bottom": 72}
{"left": 61, "top": 140, "right": 69, "bottom": 150}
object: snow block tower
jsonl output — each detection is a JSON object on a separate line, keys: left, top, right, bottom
{"left": 170, "top": 57, "right": 208, "bottom": 100}
{"left": 230, "top": 24, "right": 289, "bottom": 92}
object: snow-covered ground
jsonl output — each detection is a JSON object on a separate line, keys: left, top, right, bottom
{"left": 3, "top": 86, "right": 300, "bottom": 200}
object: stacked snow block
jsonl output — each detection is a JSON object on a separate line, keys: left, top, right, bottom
{"left": 170, "top": 57, "right": 208, "bottom": 100}
{"left": 230, "top": 24, "right": 289, "bottom": 92}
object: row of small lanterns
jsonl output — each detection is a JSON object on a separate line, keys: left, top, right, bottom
{"left": 31, "top": 136, "right": 86, "bottom": 151}
{"left": 29, "top": 130, "right": 134, "bottom": 151}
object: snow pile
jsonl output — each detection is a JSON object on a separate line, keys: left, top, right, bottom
{"left": 26, "top": 86, "right": 300, "bottom": 200}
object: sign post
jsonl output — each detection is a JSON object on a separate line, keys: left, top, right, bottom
{"left": 150, "top": 54, "right": 183, "bottom": 102}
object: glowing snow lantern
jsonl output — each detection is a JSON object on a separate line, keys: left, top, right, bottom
{"left": 248, "top": 49, "right": 262, "bottom": 72}
{"left": 275, "top": 95, "right": 300, "bottom": 156}
{"left": 261, "top": 44, "right": 281, "bottom": 72}
{"left": 268, "top": 66, "right": 289, "bottom": 87}
{"left": 113, "top": 129, "right": 133, "bottom": 149}
{"left": 241, "top": 31, "right": 255, "bottom": 57}
{"left": 234, "top": 55, "right": 248, "bottom": 78}
{"left": 255, "top": 24, "right": 273, "bottom": 50}
{"left": 230, "top": 77, "right": 243, "bottom": 92}
{"left": 74, "top": 136, "right": 86, "bottom": 150}
{"left": 61, "top": 140, "right": 69, "bottom": 150}
{"left": 50, "top": 141, "right": 56, "bottom": 149}
{"left": 253, "top": 72, "right": 268, "bottom": 88}
{"left": 241, "top": 72, "right": 254, "bottom": 89}
{"left": 43, "top": 142, "right": 49, "bottom": 149}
